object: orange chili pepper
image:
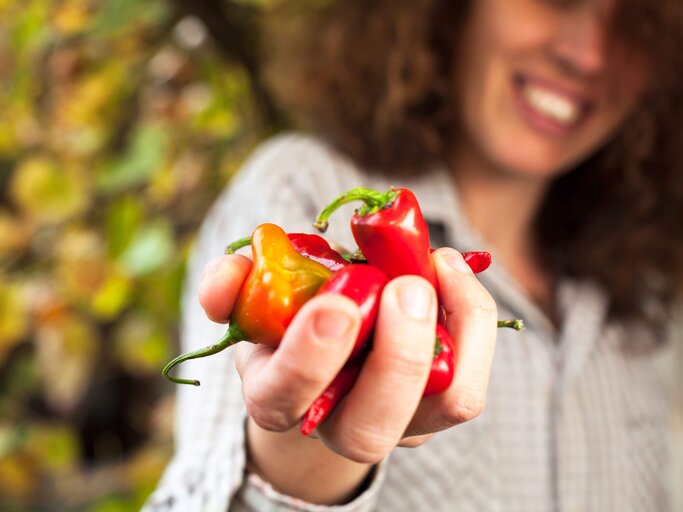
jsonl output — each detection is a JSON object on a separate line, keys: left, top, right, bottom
{"left": 162, "top": 223, "right": 332, "bottom": 386}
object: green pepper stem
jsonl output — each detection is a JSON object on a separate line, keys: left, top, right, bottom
{"left": 313, "top": 187, "right": 396, "bottom": 233}
{"left": 497, "top": 319, "right": 524, "bottom": 331}
{"left": 162, "top": 322, "right": 247, "bottom": 386}
{"left": 225, "top": 236, "right": 251, "bottom": 254}
{"left": 433, "top": 335, "right": 442, "bottom": 357}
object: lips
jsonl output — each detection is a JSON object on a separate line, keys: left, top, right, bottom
{"left": 512, "top": 74, "right": 593, "bottom": 136}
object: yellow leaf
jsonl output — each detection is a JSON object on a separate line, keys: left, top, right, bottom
{"left": 53, "top": 226, "right": 131, "bottom": 318}
{"left": 0, "top": 210, "right": 31, "bottom": 253}
{"left": 113, "top": 314, "right": 170, "bottom": 376}
{"left": 147, "top": 162, "right": 177, "bottom": 205}
{"left": 0, "top": 452, "right": 35, "bottom": 500}
{"left": 55, "top": 227, "right": 108, "bottom": 304}
{"left": 0, "top": 280, "right": 28, "bottom": 364}
{"left": 0, "top": 117, "right": 19, "bottom": 157}
{"left": 10, "top": 156, "right": 89, "bottom": 224}
{"left": 52, "top": 1, "right": 92, "bottom": 36}
{"left": 124, "top": 445, "right": 170, "bottom": 489}
{"left": 35, "top": 313, "right": 99, "bottom": 413}
{"left": 48, "top": 62, "right": 131, "bottom": 157}
{"left": 91, "top": 272, "right": 132, "bottom": 320}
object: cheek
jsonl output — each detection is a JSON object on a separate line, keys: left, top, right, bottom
{"left": 488, "top": 0, "right": 559, "bottom": 52}
{"left": 457, "top": 1, "right": 560, "bottom": 138}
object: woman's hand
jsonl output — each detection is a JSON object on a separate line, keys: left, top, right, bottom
{"left": 198, "top": 247, "right": 497, "bottom": 503}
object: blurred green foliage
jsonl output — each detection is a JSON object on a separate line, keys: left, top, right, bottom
{"left": 0, "top": 0, "right": 274, "bottom": 508}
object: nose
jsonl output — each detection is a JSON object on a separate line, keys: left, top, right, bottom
{"left": 551, "top": 5, "right": 609, "bottom": 78}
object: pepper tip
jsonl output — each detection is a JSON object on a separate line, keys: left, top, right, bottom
{"left": 300, "top": 421, "right": 314, "bottom": 436}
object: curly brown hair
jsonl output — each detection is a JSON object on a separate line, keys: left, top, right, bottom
{"left": 265, "top": 0, "right": 683, "bottom": 324}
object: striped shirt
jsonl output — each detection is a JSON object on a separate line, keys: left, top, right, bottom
{"left": 145, "top": 133, "right": 683, "bottom": 512}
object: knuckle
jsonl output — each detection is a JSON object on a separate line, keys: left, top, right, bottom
{"left": 381, "top": 347, "right": 432, "bottom": 382}
{"left": 444, "top": 392, "right": 486, "bottom": 425}
{"left": 279, "top": 358, "right": 324, "bottom": 389}
{"left": 243, "top": 391, "right": 296, "bottom": 432}
{"left": 335, "top": 426, "right": 394, "bottom": 465}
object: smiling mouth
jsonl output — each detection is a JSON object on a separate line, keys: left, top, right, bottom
{"left": 512, "top": 74, "right": 594, "bottom": 136}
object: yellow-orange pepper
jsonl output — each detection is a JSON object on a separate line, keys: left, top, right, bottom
{"left": 163, "top": 223, "right": 332, "bottom": 386}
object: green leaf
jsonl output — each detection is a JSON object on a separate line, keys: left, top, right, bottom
{"left": 96, "top": 124, "right": 169, "bottom": 193}
{"left": 87, "top": 0, "right": 169, "bottom": 37}
{"left": 106, "top": 196, "right": 143, "bottom": 257}
{"left": 117, "top": 221, "right": 174, "bottom": 277}
{"left": 90, "top": 495, "right": 131, "bottom": 512}
{"left": 0, "top": 425, "right": 24, "bottom": 459}
{"left": 113, "top": 313, "right": 170, "bottom": 376}
{"left": 25, "top": 424, "right": 80, "bottom": 473}
{"left": 10, "top": 0, "right": 50, "bottom": 55}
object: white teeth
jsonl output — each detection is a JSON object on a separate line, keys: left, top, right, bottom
{"left": 523, "top": 83, "right": 579, "bottom": 125}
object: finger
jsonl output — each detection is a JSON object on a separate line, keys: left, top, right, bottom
{"left": 408, "top": 248, "right": 498, "bottom": 434}
{"left": 235, "top": 342, "right": 273, "bottom": 380}
{"left": 321, "top": 276, "right": 437, "bottom": 464}
{"left": 241, "top": 294, "right": 361, "bottom": 432}
{"left": 398, "top": 433, "right": 433, "bottom": 448}
{"left": 199, "top": 254, "right": 252, "bottom": 323}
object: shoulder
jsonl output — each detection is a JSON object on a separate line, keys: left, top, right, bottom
{"left": 213, "top": 131, "right": 375, "bottom": 227}
{"left": 202, "top": 132, "right": 377, "bottom": 248}
{"left": 233, "top": 131, "right": 367, "bottom": 193}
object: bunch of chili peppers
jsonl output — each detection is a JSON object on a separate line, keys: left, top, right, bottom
{"left": 162, "top": 186, "right": 523, "bottom": 435}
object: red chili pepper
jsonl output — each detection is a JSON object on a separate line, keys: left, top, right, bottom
{"left": 297, "top": 264, "right": 387, "bottom": 435}
{"left": 288, "top": 233, "right": 349, "bottom": 271}
{"left": 226, "top": 232, "right": 348, "bottom": 272}
{"left": 300, "top": 361, "right": 362, "bottom": 436}
{"left": 423, "top": 324, "right": 456, "bottom": 396}
{"left": 300, "top": 324, "right": 457, "bottom": 436}
{"left": 314, "top": 187, "right": 437, "bottom": 290}
{"left": 163, "top": 223, "right": 332, "bottom": 386}
{"left": 463, "top": 251, "right": 492, "bottom": 274}
{"left": 425, "top": 321, "right": 521, "bottom": 394}
{"left": 428, "top": 248, "right": 492, "bottom": 274}
{"left": 316, "top": 264, "right": 389, "bottom": 358}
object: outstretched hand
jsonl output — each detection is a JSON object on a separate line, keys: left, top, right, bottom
{"left": 199, "top": 247, "right": 498, "bottom": 464}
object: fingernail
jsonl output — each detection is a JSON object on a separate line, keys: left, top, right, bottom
{"left": 313, "top": 309, "right": 352, "bottom": 340}
{"left": 398, "top": 282, "right": 432, "bottom": 320}
{"left": 443, "top": 250, "right": 472, "bottom": 274}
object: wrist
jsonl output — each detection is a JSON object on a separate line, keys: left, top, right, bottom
{"left": 246, "top": 417, "right": 374, "bottom": 505}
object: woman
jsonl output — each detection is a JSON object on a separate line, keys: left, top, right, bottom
{"left": 148, "top": 0, "right": 683, "bottom": 510}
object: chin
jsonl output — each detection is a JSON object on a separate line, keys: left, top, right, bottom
{"left": 487, "top": 136, "right": 585, "bottom": 180}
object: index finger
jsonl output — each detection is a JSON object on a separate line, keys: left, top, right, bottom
{"left": 198, "top": 254, "right": 252, "bottom": 323}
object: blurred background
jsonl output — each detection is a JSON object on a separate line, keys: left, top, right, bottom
{"left": 0, "top": 0, "right": 290, "bottom": 509}
{"left": 2, "top": 1, "right": 683, "bottom": 511}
